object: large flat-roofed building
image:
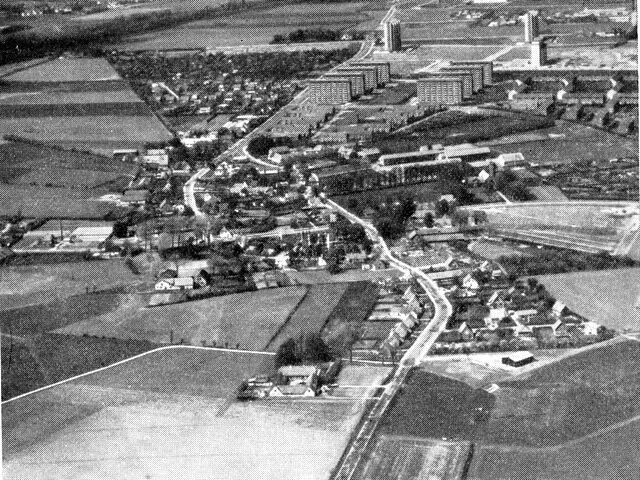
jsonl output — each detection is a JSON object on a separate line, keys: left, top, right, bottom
{"left": 443, "top": 64, "right": 485, "bottom": 91}
{"left": 336, "top": 66, "right": 379, "bottom": 91}
{"left": 308, "top": 79, "right": 353, "bottom": 105}
{"left": 417, "top": 77, "right": 464, "bottom": 105}
{"left": 384, "top": 19, "right": 402, "bottom": 52}
{"left": 442, "top": 143, "right": 491, "bottom": 162}
{"left": 323, "top": 72, "right": 365, "bottom": 97}
{"left": 377, "top": 148, "right": 441, "bottom": 167}
{"left": 422, "top": 72, "right": 473, "bottom": 98}
{"left": 352, "top": 62, "right": 391, "bottom": 85}
{"left": 451, "top": 61, "right": 493, "bottom": 85}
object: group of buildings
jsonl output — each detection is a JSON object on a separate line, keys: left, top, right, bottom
{"left": 308, "top": 61, "right": 392, "bottom": 105}
{"left": 416, "top": 61, "right": 493, "bottom": 106}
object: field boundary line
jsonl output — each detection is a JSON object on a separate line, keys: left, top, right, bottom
{"left": 1, "top": 344, "right": 274, "bottom": 405}
{"left": 263, "top": 285, "right": 310, "bottom": 351}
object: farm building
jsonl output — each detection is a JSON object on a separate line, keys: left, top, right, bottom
{"left": 502, "top": 351, "right": 535, "bottom": 367}
{"left": 155, "top": 277, "right": 194, "bottom": 291}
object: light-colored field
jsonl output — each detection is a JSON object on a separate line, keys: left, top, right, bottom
{"left": 353, "top": 435, "right": 472, "bottom": 480}
{"left": 332, "top": 364, "right": 391, "bottom": 398}
{"left": 0, "top": 88, "right": 142, "bottom": 105}
{"left": 3, "top": 58, "right": 121, "bottom": 82}
{"left": 537, "top": 268, "right": 640, "bottom": 332}
{"left": 55, "top": 286, "right": 308, "bottom": 349}
{"left": 2, "top": 349, "right": 377, "bottom": 480}
{"left": 111, "top": 1, "right": 385, "bottom": 50}
{"left": 0, "top": 260, "right": 140, "bottom": 311}
{"left": 468, "top": 238, "right": 533, "bottom": 261}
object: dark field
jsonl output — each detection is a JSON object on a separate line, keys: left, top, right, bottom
{"left": 333, "top": 182, "right": 442, "bottom": 207}
{"left": 0, "top": 102, "right": 153, "bottom": 117}
{"left": 0, "top": 140, "right": 138, "bottom": 190}
{"left": 470, "top": 417, "right": 640, "bottom": 480}
{"left": 267, "top": 282, "right": 349, "bottom": 351}
{"left": 379, "top": 370, "right": 494, "bottom": 440}
{"left": 359, "top": 82, "right": 417, "bottom": 105}
{"left": 1, "top": 333, "right": 158, "bottom": 401}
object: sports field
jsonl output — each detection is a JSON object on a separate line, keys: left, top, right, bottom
{"left": 537, "top": 268, "right": 640, "bottom": 332}
{"left": 0, "top": 259, "right": 142, "bottom": 311}
{"left": 2, "top": 348, "right": 378, "bottom": 480}
{"left": 55, "top": 286, "right": 308, "bottom": 349}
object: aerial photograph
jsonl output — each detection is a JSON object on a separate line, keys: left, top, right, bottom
{"left": 0, "top": 0, "right": 638, "bottom": 478}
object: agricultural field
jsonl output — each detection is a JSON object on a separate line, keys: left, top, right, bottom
{"left": 2, "top": 348, "right": 377, "bottom": 480}
{"left": 54, "top": 286, "right": 309, "bottom": 349}
{"left": 1, "top": 58, "right": 121, "bottom": 82}
{"left": 0, "top": 140, "right": 138, "bottom": 190}
{"left": 285, "top": 268, "right": 404, "bottom": 285}
{"left": 409, "top": 44, "right": 506, "bottom": 62}
{"left": 0, "top": 184, "right": 121, "bottom": 219}
{"left": 378, "top": 370, "right": 494, "bottom": 440}
{"left": 470, "top": 418, "right": 640, "bottom": 480}
{"left": 0, "top": 58, "right": 172, "bottom": 155}
{"left": 1, "top": 334, "right": 158, "bottom": 400}
{"left": 537, "top": 268, "right": 640, "bottom": 332}
{"left": 266, "top": 282, "right": 349, "bottom": 351}
{"left": 0, "top": 259, "right": 143, "bottom": 311}
{"left": 353, "top": 435, "right": 472, "bottom": 480}
{"left": 110, "top": 1, "right": 386, "bottom": 50}
{"left": 322, "top": 281, "right": 381, "bottom": 354}
{"left": 333, "top": 182, "right": 442, "bottom": 208}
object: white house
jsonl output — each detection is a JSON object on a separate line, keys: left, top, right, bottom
{"left": 155, "top": 277, "right": 194, "bottom": 291}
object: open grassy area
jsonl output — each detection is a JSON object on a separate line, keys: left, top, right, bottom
{"left": 2, "top": 58, "right": 121, "bottom": 82}
{"left": 110, "top": 1, "right": 385, "bottom": 50}
{"left": 538, "top": 268, "right": 640, "bottom": 333}
{"left": 55, "top": 287, "right": 308, "bottom": 350}
{"left": 0, "top": 183, "right": 120, "bottom": 219}
{"left": 2, "top": 348, "right": 375, "bottom": 480}
{"left": 0, "top": 259, "right": 141, "bottom": 310}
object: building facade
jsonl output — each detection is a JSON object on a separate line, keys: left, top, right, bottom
{"left": 523, "top": 10, "right": 540, "bottom": 43}
{"left": 335, "top": 66, "right": 379, "bottom": 91}
{"left": 308, "top": 79, "right": 353, "bottom": 105}
{"left": 422, "top": 72, "right": 473, "bottom": 98}
{"left": 531, "top": 37, "right": 548, "bottom": 67}
{"left": 451, "top": 61, "right": 493, "bottom": 85}
{"left": 352, "top": 61, "right": 391, "bottom": 85}
{"left": 417, "top": 77, "right": 464, "bottom": 105}
{"left": 323, "top": 72, "right": 365, "bottom": 97}
{"left": 444, "top": 64, "right": 485, "bottom": 91}
{"left": 384, "top": 20, "right": 402, "bottom": 52}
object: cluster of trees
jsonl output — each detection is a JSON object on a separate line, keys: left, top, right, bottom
{"left": 274, "top": 333, "right": 332, "bottom": 368}
{"left": 374, "top": 197, "right": 416, "bottom": 240}
{"left": 271, "top": 28, "right": 365, "bottom": 44}
{"left": 247, "top": 135, "right": 293, "bottom": 157}
{"left": 490, "top": 170, "right": 534, "bottom": 202}
{"left": 498, "top": 250, "right": 639, "bottom": 276}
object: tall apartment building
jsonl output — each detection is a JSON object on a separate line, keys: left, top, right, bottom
{"left": 523, "top": 10, "right": 540, "bottom": 43}
{"left": 336, "top": 66, "right": 378, "bottom": 91}
{"left": 384, "top": 20, "right": 402, "bottom": 52}
{"left": 444, "top": 64, "right": 485, "bottom": 91}
{"left": 531, "top": 37, "right": 548, "bottom": 67}
{"left": 452, "top": 61, "right": 493, "bottom": 86}
{"left": 323, "top": 72, "right": 365, "bottom": 97}
{"left": 417, "top": 78, "right": 464, "bottom": 106}
{"left": 423, "top": 71, "right": 473, "bottom": 98}
{"left": 352, "top": 62, "right": 391, "bottom": 85}
{"left": 308, "top": 79, "right": 352, "bottom": 105}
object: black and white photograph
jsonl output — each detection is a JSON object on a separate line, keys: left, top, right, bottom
{"left": 0, "top": 0, "right": 639, "bottom": 478}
